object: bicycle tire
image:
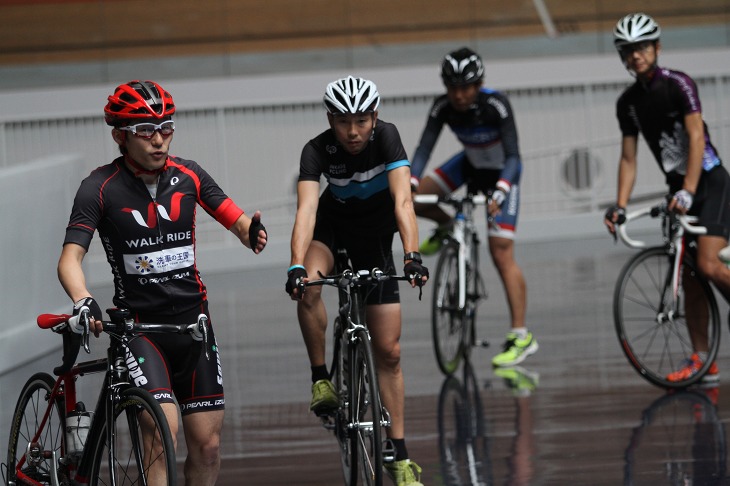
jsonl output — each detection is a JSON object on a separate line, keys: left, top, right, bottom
{"left": 331, "top": 316, "right": 355, "bottom": 485}
{"left": 614, "top": 247, "right": 720, "bottom": 388}
{"left": 88, "top": 386, "right": 177, "bottom": 486}
{"left": 432, "top": 240, "right": 467, "bottom": 375}
{"left": 6, "top": 372, "right": 65, "bottom": 485}
{"left": 464, "top": 238, "right": 482, "bottom": 356}
{"left": 349, "top": 329, "right": 384, "bottom": 486}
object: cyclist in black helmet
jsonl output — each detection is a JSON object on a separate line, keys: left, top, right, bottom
{"left": 604, "top": 13, "right": 730, "bottom": 383}
{"left": 411, "top": 47, "right": 538, "bottom": 369}
{"left": 286, "top": 76, "right": 428, "bottom": 486}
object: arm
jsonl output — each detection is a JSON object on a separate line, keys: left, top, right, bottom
{"left": 228, "top": 211, "right": 267, "bottom": 254}
{"left": 490, "top": 96, "right": 522, "bottom": 215}
{"left": 410, "top": 99, "right": 446, "bottom": 188}
{"left": 605, "top": 135, "right": 638, "bottom": 234}
{"left": 388, "top": 166, "right": 426, "bottom": 285}
{"left": 58, "top": 242, "right": 103, "bottom": 335}
{"left": 290, "top": 180, "right": 321, "bottom": 268}
{"left": 58, "top": 243, "right": 92, "bottom": 303}
{"left": 668, "top": 112, "right": 705, "bottom": 213}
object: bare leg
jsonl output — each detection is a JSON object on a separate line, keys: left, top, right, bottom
{"left": 181, "top": 409, "right": 224, "bottom": 486}
{"left": 488, "top": 236, "right": 527, "bottom": 329}
{"left": 414, "top": 176, "right": 451, "bottom": 225}
{"left": 365, "top": 303, "right": 405, "bottom": 439}
{"left": 684, "top": 235, "right": 730, "bottom": 356}
{"left": 296, "top": 241, "right": 335, "bottom": 367}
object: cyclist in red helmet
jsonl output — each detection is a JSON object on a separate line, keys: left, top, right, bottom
{"left": 58, "top": 80, "right": 268, "bottom": 484}
{"left": 604, "top": 14, "right": 730, "bottom": 383}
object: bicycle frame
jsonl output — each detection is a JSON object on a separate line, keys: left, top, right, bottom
{"left": 9, "top": 308, "right": 207, "bottom": 485}
{"left": 617, "top": 204, "right": 706, "bottom": 306}
{"left": 305, "top": 258, "right": 412, "bottom": 484}
{"left": 414, "top": 193, "right": 486, "bottom": 311}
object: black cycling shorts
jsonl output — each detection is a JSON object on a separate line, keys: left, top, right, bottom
{"left": 125, "top": 302, "right": 224, "bottom": 415}
{"left": 670, "top": 166, "right": 730, "bottom": 239}
{"left": 313, "top": 218, "right": 401, "bottom": 305}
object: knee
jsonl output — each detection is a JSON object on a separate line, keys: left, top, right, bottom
{"left": 299, "top": 286, "right": 323, "bottom": 310}
{"left": 697, "top": 258, "right": 725, "bottom": 285}
{"left": 375, "top": 340, "right": 401, "bottom": 371}
{"left": 189, "top": 433, "right": 221, "bottom": 466}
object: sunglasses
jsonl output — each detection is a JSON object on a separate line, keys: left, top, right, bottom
{"left": 119, "top": 120, "right": 175, "bottom": 139}
{"left": 619, "top": 41, "right": 654, "bottom": 59}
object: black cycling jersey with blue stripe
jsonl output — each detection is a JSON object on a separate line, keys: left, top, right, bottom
{"left": 299, "top": 120, "right": 410, "bottom": 235}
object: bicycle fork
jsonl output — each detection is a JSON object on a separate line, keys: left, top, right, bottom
{"left": 454, "top": 214, "right": 468, "bottom": 311}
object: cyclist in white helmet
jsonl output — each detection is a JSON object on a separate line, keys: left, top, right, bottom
{"left": 604, "top": 13, "right": 730, "bottom": 383}
{"left": 286, "top": 76, "right": 427, "bottom": 486}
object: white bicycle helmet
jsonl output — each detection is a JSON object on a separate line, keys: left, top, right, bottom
{"left": 614, "top": 13, "right": 661, "bottom": 49}
{"left": 323, "top": 76, "right": 380, "bottom": 115}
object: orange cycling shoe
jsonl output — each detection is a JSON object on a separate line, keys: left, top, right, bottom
{"left": 666, "top": 353, "right": 719, "bottom": 383}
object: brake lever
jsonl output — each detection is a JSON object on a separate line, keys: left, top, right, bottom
{"left": 81, "top": 309, "right": 91, "bottom": 354}
{"left": 199, "top": 314, "right": 210, "bottom": 360}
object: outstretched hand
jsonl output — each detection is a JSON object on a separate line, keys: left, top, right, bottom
{"left": 248, "top": 211, "right": 268, "bottom": 254}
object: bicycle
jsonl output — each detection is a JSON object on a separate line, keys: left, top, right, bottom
{"left": 4, "top": 305, "right": 210, "bottom": 485}
{"left": 613, "top": 199, "right": 721, "bottom": 388}
{"left": 302, "top": 249, "right": 417, "bottom": 486}
{"left": 413, "top": 193, "right": 489, "bottom": 375}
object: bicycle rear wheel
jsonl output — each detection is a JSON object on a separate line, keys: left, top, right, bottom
{"left": 349, "top": 329, "right": 384, "bottom": 486}
{"left": 89, "top": 386, "right": 177, "bottom": 485}
{"left": 432, "top": 240, "right": 467, "bottom": 375}
{"left": 614, "top": 247, "right": 720, "bottom": 388}
{"left": 6, "top": 372, "right": 65, "bottom": 485}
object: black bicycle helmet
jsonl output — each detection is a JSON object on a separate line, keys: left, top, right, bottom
{"left": 440, "top": 47, "right": 485, "bottom": 86}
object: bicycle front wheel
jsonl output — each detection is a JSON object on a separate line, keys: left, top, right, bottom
{"left": 432, "top": 241, "right": 467, "bottom": 375}
{"left": 331, "top": 316, "right": 355, "bottom": 484}
{"left": 89, "top": 386, "right": 177, "bottom": 485}
{"left": 614, "top": 247, "right": 720, "bottom": 388}
{"left": 6, "top": 372, "right": 65, "bottom": 485}
{"left": 349, "top": 329, "right": 385, "bottom": 486}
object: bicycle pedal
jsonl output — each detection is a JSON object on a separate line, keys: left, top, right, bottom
{"left": 382, "top": 439, "right": 396, "bottom": 463}
{"left": 319, "top": 414, "right": 336, "bottom": 430}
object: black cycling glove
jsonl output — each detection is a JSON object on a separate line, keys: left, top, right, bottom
{"left": 285, "top": 266, "right": 308, "bottom": 296}
{"left": 74, "top": 297, "right": 103, "bottom": 323}
{"left": 248, "top": 214, "right": 267, "bottom": 253}
{"left": 404, "top": 260, "right": 429, "bottom": 282}
{"left": 604, "top": 205, "right": 626, "bottom": 225}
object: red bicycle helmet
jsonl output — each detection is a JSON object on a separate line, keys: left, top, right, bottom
{"left": 104, "top": 80, "right": 176, "bottom": 126}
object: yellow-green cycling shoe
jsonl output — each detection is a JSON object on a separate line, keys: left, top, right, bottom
{"left": 309, "top": 379, "right": 338, "bottom": 415}
{"left": 491, "top": 331, "right": 539, "bottom": 367}
{"left": 384, "top": 459, "right": 424, "bottom": 486}
{"left": 419, "top": 226, "right": 450, "bottom": 256}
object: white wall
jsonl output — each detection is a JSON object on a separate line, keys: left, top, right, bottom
{"left": 0, "top": 155, "right": 85, "bottom": 372}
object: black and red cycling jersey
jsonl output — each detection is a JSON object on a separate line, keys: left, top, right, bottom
{"left": 64, "top": 155, "right": 244, "bottom": 315}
